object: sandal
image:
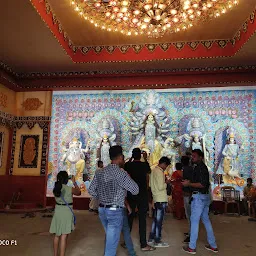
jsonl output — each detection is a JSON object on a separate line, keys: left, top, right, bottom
{"left": 141, "top": 245, "right": 156, "bottom": 251}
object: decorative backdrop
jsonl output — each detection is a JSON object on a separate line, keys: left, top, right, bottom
{"left": 47, "top": 88, "right": 256, "bottom": 198}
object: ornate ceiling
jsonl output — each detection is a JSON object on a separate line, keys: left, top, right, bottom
{"left": 0, "top": 0, "right": 256, "bottom": 90}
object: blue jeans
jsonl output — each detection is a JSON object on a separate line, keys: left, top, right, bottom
{"left": 149, "top": 202, "right": 167, "bottom": 243}
{"left": 122, "top": 209, "right": 136, "bottom": 256}
{"left": 189, "top": 194, "right": 217, "bottom": 250}
{"left": 99, "top": 207, "right": 124, "bottom": 256}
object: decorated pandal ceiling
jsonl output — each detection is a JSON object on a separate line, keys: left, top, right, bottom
{"left": 47, "top": 89, "right": 256, "bottom": 199}
{"left": 29, "top": 0, "right": 256, "bottom": 63}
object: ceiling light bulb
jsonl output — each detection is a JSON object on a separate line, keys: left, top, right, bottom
{"left": 144, "top": 4, "right": 152, "bottom": 11}
{"left": 121, "top": 7, "right": 128, "bottom": 13}
{"left": 122, "top": 1, "right": 129, "bottom": 6}
{"left": 144, "top": 17, "right": 151, "bottom": 23}
{"left": 155, "top": 15, "right": 161, "bottom": 21}
{"left": 170, "top": 9, "right": 177, "bottom": 15}
{"left": 158, "top": 4, "right": 167, "bottom": 10}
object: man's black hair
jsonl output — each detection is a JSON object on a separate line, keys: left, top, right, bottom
{"left": 247, "top": 178, "right": 253, "bottom": 183}
{"left": 132, "top": 148, "right": 141, "bottom": 160}
{"left": 97, "top": 160, "right": 103, "bottom": 167}
{"left": 175, "top": 162, "right": 182, "bottom": 170}
{"left": 159, "top": 156, "right": 171, "bottom": 166}
{"left": 192, "top": 149, "right": 204, "bottom": 158}
{"left": 181, "top": 156, "right": 190, "bottom": 166}
{"left": 109, "top": 145, "right": 123, "bottom": 160}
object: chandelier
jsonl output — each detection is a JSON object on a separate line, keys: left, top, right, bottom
{"left": 71, "top": 0, "right": 239, "bottom": 38}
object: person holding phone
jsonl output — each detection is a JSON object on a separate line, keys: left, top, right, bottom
{"left": 50, "top": 171, "right": 81, "bottom": 256}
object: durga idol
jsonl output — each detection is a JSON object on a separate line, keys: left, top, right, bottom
{"left": 139, "top": 114, "right": 163, "bottom": 166}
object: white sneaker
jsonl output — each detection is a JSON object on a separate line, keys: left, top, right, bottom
{"left": 147, "top": 240, "right": 154, "bottom": 246}
{"left": 154, "top": 242, "right": 169, "bottom": 248}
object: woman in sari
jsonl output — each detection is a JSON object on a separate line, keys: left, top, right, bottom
{"left": 171, "top": 163, "right": 185, "bottom": 220}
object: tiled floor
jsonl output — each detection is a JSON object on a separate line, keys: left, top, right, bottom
{"left": 0, "top": 211, "right": 255, "bottom": 256}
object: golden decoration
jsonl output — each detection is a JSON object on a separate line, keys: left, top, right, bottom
{"left": 0, "top": 92, "right": 7, "bottom": 108}
{"left": 23, "top": 137, "right": 36, "bottom": 165}
{"left": 71, "top": 0, "right": 239, "bottom": 38}
{"left": 22, "top": 98, "right": 43, "bottom": 111}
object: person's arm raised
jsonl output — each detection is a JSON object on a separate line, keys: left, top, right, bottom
{"left": 71, "top": 176, "right": 81, "bottom": 196}
{"left": 118, "top": 170, "right": 139, "bottom": 195}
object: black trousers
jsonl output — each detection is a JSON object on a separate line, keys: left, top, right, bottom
{"left": 127, "top": 195, "right": 148, "bottom": 248}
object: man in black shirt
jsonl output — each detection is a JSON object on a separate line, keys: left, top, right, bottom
{"left": 181, "top": 156, "right": 193, "bottom": 243}
{"left": 182, "top": 149, "right": 218, "bottom": 254}
{"left": 125, "top": 148, "right": 154, "bottom": 251}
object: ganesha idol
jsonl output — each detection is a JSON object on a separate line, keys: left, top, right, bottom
{"left": 61, "top": 138, "right": 90, "bottom": 191}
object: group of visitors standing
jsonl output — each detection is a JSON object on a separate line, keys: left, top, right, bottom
{"left": 49, "top": 145, "right": 219, "bottom": 256}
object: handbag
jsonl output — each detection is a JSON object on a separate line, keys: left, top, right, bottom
{"left": 60, "top": 195, "right": 76, "bottom": 226}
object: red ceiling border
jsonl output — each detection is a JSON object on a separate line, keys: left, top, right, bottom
{"left": 30, "top": 0, "right": 256, "bottom": 63}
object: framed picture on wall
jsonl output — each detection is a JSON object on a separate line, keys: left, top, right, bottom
{"left": 0, "top": 132, "right": 4, "bottom": 168}
{"left": 18, "top": 135, "right": 40, "bottom": 168}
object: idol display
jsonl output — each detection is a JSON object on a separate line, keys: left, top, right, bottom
{"left": 47, "top": 89, "right": 255, "bottom": 199}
